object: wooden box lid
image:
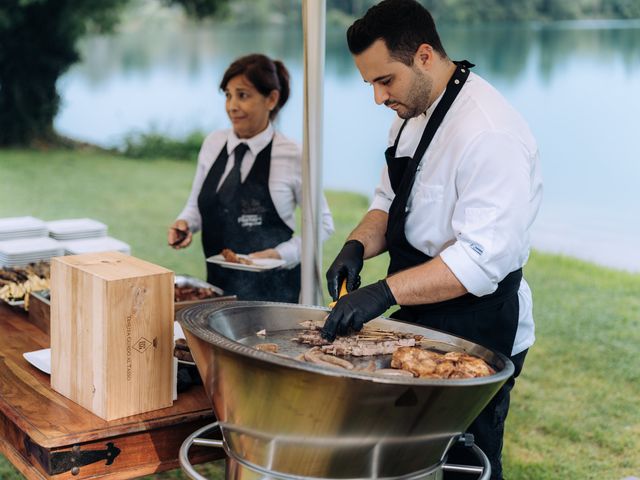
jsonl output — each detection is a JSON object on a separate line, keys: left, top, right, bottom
{"left": 53, "top": 251, "right": 172, "bottom": 281}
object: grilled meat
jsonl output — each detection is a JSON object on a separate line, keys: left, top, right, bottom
{"left": 174, "top": 286, "right": 219, "bottom": 302}
{"left": 255, "top": 343, "right": 279, "bottom": 353}
{"left": 0, "top": 262, "right": 50, "bottom": 308}
{"left": 293, "top": 323, "right": 420, "bottom": 357}
{"left": 221, "top": 248, "right": 253, "bottom": 265}
{"left": 174, "top": 338, "right": 194, "bottom": 363}
{"left": 391, "top": 347, "right": 495, "bottom": 379}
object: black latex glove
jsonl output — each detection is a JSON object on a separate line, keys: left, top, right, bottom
{"left": 326, "top": 239, "right": 365, "bottom": 300}
{"left": 321, "top": 279, "right": 396, "bottom": 341}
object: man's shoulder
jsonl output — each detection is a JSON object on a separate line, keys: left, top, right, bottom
{"left": 454, "top": 74, "right": 537, "bottom": 147}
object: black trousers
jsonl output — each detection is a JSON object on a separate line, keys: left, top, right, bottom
{"left": 444, "top": 349, "right": 528, "bottom": 480}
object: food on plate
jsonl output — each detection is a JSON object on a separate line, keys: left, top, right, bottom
{"left": 174, "top": 285, "right": 219, "bottom": 302}
{"left": 391, "top": 347, "right": 495, "bottom": 379}
{"left": 221, "top": 248, "right": 253, "bottom": 265}
{"left": 174, "top": 338, "right": 194, "bottom": 363}
{"left": 0, "top": 262, "right": 50, "bottom": 309}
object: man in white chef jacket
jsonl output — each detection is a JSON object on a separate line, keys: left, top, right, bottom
{"left": 321, "top": 1, "right": 543, "bottom": 478}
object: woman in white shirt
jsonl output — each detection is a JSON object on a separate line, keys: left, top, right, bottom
{"left": 168, "top": 54, "right": 334, "bottom": 302}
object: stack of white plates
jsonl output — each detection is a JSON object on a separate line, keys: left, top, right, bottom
{"left": 0, "top": 237, "right": 65, "bottom": 267}
{"left": 0, "top": 216, "right": 48, "bottom": 240}
{"left": 47, "top": 218, "right": 108, "bottom": 240}
{"left": 62, "top": 237, "right": 131, "bottom": 255}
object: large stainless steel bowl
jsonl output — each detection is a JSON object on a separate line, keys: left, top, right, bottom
{"left": 179, "top": 301, "right": 514, "bottom": 479}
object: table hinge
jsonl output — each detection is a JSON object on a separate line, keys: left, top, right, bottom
{"left": 25, "top": 437, "right": 121, "bottom": 476}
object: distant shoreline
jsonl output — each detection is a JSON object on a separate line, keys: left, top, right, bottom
{"left": 531, "top": 220, "right": 640, "bottom": 274}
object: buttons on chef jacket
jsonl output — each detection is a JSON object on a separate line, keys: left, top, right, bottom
{"left": 454, "top": 79, "right": 460, "bottom": 85}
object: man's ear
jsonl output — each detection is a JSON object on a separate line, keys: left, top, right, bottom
{"left": 414, "top": 43, "right": 434, "bottom": 68}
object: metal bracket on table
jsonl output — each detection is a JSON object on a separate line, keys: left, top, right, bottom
{"left": 25, "top": 436, "right": 121, "bottom": 476}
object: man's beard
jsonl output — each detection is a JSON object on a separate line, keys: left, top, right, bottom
{"left": 394, "top": 67, "right": 432, "bottom": 119}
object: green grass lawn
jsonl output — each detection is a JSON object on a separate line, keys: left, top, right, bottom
{"left": 1, "top": 149, "right": 638, "bottom": 479}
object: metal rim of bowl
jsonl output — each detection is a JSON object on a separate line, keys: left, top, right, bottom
{"left": 178, "top": 301, "right": 515, "bottom": 386}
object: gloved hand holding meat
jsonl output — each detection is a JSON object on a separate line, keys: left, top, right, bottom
{"left": 321, "top": 279, "right": 396, "bottom": 341}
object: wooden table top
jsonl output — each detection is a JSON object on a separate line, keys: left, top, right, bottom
{"left": 0, "top": 303, "right": 215, "bottom": 449}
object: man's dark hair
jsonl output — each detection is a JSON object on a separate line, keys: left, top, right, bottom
{"left": 347, "top": 0, "right": 447, "bottom": 65}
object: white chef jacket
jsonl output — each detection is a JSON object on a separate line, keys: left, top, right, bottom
{"left": 370, "top": 72, "right": 543, "bottom": 356}
{"left": 178, "top": 123, "right": 335, "bottom": 266}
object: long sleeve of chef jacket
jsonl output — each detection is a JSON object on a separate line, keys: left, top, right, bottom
{"left": 369, "top": 72, "right": 543, "bottom": 298}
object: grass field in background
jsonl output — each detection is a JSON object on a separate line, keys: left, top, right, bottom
{"left": 0, "top": 149, "right": 638, "bottom": 479}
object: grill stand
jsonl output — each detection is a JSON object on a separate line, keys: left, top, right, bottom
{"left": 179, "top": 422, "right": 490, "bottom": 480}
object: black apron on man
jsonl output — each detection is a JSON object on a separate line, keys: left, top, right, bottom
{"left": 383, "top": 61, "right": 526, "bottom": 480}
{"left": 197, "top": 140, "right": 300, "bottom": 303}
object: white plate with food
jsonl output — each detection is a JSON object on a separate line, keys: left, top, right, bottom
{"left": 206, "top": 253, "right": 286, "bottom": 272}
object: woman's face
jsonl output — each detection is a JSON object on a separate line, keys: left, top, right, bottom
{"left": 225, "top": 75, "right": 279, "bottom": 139}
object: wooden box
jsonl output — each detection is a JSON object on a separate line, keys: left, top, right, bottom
{"left": 50, "top": 251, "right": 174, "bottom": 421}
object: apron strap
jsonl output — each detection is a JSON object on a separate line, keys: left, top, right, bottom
{"left": 387, "top": 61, "right": 473, "bottom": 241}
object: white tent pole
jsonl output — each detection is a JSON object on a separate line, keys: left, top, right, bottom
{"left": 300, "top": 0, "right": 326, "bottom": 305}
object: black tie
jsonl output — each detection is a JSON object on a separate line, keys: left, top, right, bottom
{"left": 218, "top": 143, "right": 249, "bottom": 205}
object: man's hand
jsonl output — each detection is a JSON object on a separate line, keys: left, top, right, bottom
{"left": 326, "top": 240, "right": 365, "bottom": 300}
{"left": 321, "top": 280, "right": 396, "bottom": 341}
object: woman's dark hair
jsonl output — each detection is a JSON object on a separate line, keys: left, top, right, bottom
{"left": 219, "top": 54, "right": 290, "bottom": 119}
{"left": 347, "top": 0, "right": 447, "bottom": 65}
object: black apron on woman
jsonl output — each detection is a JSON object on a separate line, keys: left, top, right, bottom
{"left": 384, "top": 61, "right": 526, "bottom": 480}
{"left": 197, "top": 140, "right": 300, "bottom": 303}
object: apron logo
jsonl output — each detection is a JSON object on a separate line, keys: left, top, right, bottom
{"left": 237, "top": 214, "right": 262, "bottom": 228}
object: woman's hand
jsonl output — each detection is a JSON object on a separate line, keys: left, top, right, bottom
{"left": 249, "top": 248, "right": 281, "bottom": 259}
{"left": 168, "top": 220, "right": 192, "bottom": 249}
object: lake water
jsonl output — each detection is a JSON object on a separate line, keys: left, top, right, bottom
{"left": 55, "top": 18, "right": 640, "bottom": 272}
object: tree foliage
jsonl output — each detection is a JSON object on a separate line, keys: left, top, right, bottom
{"left": 0, "top": 0, "right": 227, "bottom": 147}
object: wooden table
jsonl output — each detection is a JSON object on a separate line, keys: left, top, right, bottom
{"left": 0, "top": 304, "right": 223, "bottom": 479}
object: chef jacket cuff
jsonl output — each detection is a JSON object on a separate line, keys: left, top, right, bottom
{"left": 440, "top": 243, "right": 497, "bottom": 297}
{"left": 369, "top": 195, "right": 392, "bottom": 213}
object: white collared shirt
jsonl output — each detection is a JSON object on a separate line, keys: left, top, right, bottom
{"left": 370, "top": 72, "right": 543, "bottom": 356}
{"left": 178, "top": 123, "right": 335, "bottom": 265}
